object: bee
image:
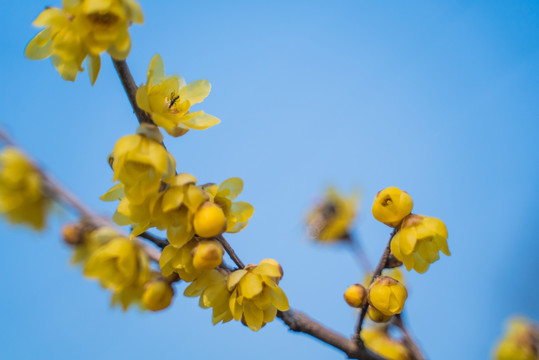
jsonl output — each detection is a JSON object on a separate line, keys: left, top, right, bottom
{"left": 168, "top": 92, "right": 180, "bottom": 109}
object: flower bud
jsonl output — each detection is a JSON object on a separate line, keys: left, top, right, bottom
{"left": 193, "top": 202, "right": 227, "bottom": 238}
{"left": 371, "top": 187, "right": 413, "bottom": 227}
{"left": 344, "top": 284, "right": 367, "bottom": 308}
{"left": 142, "top": 280, "right": 174, "bottom": 312}
{"left": 367, "top": 305, "right": 392, "bottom": 323}
{"left": 62, "top": 223, "right": 84, "bottom": 245}
{"left": 192, "top": 240, "right": 224, "bottom": 271}
{"left": 368, "top": 276, "right": 408, "bottom": 316}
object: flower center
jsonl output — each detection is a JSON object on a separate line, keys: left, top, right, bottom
{"left": 166, "top": 91, "right": 180, "bottom": 110}
{"left": 87, "top": 12, "right": 119, "bottom": 27}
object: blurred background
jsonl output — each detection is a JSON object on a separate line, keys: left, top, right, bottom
{"left": 1, "top": 0, "right": 538, "bottom": 359}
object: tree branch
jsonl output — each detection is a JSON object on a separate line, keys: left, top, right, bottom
{"left": 394, "top": 315, "right": 425, "bottom": 360}
{"left": 138, "top": 231, "right": 169, "bottom": 249}
{"left": 111, "top": 59, "right": 154, "bottom": 125}
{"left": 354, "top": 228, "right": 397, "bottom": 343}
{"left": 216, "top": 234, "right": 245, "bottom": 269}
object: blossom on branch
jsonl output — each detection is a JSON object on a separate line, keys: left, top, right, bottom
{"left": 371, "top": 186, "right": 413, "bottom": 228}
{"left": 0, "top": 147, "right": 51, "bottom": 230}
{"left": 390, "top": 214, "right": 450, "bottom": 273}
{"left": 136, "top": 54, "right": 220, "bottom": 137}
{"left": 26, "top": 0, "right": 143, "bottom": 84}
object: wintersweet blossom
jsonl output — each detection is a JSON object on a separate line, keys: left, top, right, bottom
{"left": 200, "top": 177, "right": 254, "bottom": 234}
{"left": 306, "top": 187, "right": 358, "bottom": 242}
{"left": 371, "top": 187, "right": 413, "bottom": 227}
{"left": 184, "top": 269, "right": 234, "bottom": 325}
{"left": 227, "top": 260, "right": 289, "bottom": 331}
{"left": 494, "top": 317, "right": 539, "bottom": 360}
{"left": 343, "top": 284, "right": 367, "bottom": 308}
{"left": 136, "top": 54, "right": 220, "bottom": 136}
{"left": 142, "top": 278, "right": 174, "bottom": 311}
{"left": 0, "top": 147, "right": 50, "bottom": 230}
{"left": 159, "top": 240, "right": 203, "bottom": 282}
{"left": 390, "top": 214, "right": 450, "bottom": 273}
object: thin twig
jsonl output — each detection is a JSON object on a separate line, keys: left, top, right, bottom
{"left": 277, "top": 310, "right": 385, "bottom": 360}
{"left": 138, "top": 231, "right": 170, "bottom": 249}
{"left": 354, "top": 228, "right": 398, "bottom": 344}
{"left": 216, "top": 234, "right": 245, "bottom": 269}
{"left": 111, "top": 59, "right": 154, "bottom": 125}
{"left": 394, "top": 315, "right": 425, "bottom": 360}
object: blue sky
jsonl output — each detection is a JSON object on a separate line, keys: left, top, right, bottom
{"left": 0, "top": 1, "right": 538, "bottom": 359}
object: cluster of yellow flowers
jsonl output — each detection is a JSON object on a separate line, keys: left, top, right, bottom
{"left": 0, "top": 147, "right": 51, "bottom": 230}
{"left": 372, "top": 186, "right": 450, "bottom": 273}
{"left": 64, "top": 225, "right": 174, "bottom": 311}
{"left": 493, "top": 317, "right": 539, "bottom": 360}
{"left": 25, "top": 0, "right": 143, "bottom": 83}
{"left": 305, "top": 187, "right": 358, "bottom": 242}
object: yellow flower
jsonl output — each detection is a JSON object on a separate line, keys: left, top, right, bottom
{"left": 306, "top": 187, "right": 358, "bottom": 242}
{"left": 0, "top": 147, "right": 51, "bottom": 230}
{"left": 200, "top": 177, "right": 254, "bottom": 234}
{"left": 368, "top": 276, "right": 407, "bottom": 317}
{"left": 83, "top": 235, "right": 150, "bottom": 290}
{"left": 227, "top": 260, "right": 289, "bottom": 331}
{"left": 111, "top": 281, "right": 145, "bottom": 311}
{"left": 372, "top": 187, "right": 413, "bottom": 227}
{"left": 74, "top": 0, "right": 143, "bottom": 60}
{"left": 344, "top": 284, "right": 367, "bottom": 308}
{"left": 142, "top": 278, "right": 174, "bottom": 312}
{"left": 150, "top": 173, "right": 208, "bottom": 247}
{"left": 192, "top": 240, "right": 224, "bottom": 271}
{"left": 390, "top": 214, "right": 450, "bottom": 273}
{"left": 25, "top": 4, "right": 89, "bottom": 82}
{"left": 26, "top": 0, "right": 143, "bottom": 84}
{"left": 71, "top": 226, "right": 116, "bottom": 265}
{"left": 107, "top": 124, "right": 175, "bottom": 205}
{"left": 184, "top": 269, "right": 234, "bottom": 325}
{"left": 159, "top": 240, "right": 202, "bottom": 282}
{"left": 136, "top": 54, "right": 220, "bottom": 137}
{"left": 362, "top": 327, "right": 411, "bottom": 360}
{"left": 494, "top": 317, "right": 539, "bottom": 360}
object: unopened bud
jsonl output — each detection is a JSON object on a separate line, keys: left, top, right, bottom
{"left": 192, "top": 240, "right": 224, "bottom": 271}
{"left": 344, "top": 284, "right": 367, "bottom": 308}
{"left": 372, "top": 187, "right": 413, "bottom": 227}
{"left": 142, "top": 280, "right": 174, "bottom": 312}
{"left": 62, "top": 223, "right": 83, "bottom": 245}
{"left": 368, "top": 276, "right": 408, "bottom": 316}
{"left": 193, "top": 202, "right": 227, "bottom": 238}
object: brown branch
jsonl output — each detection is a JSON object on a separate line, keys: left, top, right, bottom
{"left": 394, "top": 315, "right": 425, "bottom": 360}
{"left": 111, "top": 59, "right": 154, "bottom": 125}
{"left": 347, "top": 232, "right": 373, "bottom": 273}
{"left": 354, "top": 228, "right": 398, "bottom": 343}
{"left": 138, "top": 231, "right": 169, "bottom": 249}
{"left": 216, "top": 234, "right": 245, "bottom": 269}
{"left": 278, "top": 310, "right": 385, "bottom": 360}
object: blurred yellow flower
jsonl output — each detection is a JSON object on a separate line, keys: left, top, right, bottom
{"left": 201, "top": 177, "right": 254, "bottom": 234}
{"left": 227, "top": 260, "right": 289, "bottom": 331}
{"left": 25, "top": 0, "right": 142, "bottom": 84}
{"left": 344, "top": 284, "right": 367, "bottom": 308}
{"left": 107, "top": 124, "right": 175, "bottom": 205}
{"left": 493, "top": 317, "right": 538, "bottom": 360}
{"left": 362, "top": 327, "right": 411, "bottom": 360}
{"left": 391, "top": 214, "right": 450, "bottom": 273}
{"left": 111, "top": 281, "right": 145, "bottom": 311}
{"left": 368, "top": 276, "right": 407, "bottom": 317}
{"left": 372, "top": 187, "right": 413, "bottom": 227}
{"left": 0, "top": 147, "right": 50, "bottom": 230}
{"left": 83, "top": 235, "right": 150, "bottom": 291}
{"left": 142, "top": 278, "right": 174, "bottom": 312}
{"left": 136, "top": 54, "right": 220, "bottom": 137}
{"left": 184, "top": 269, "right": 234, "bottom": 325}
{"left": 71, "top": 226, "right": 116, "bottom": 265}
{"left": 192, "top": 240, "right": 224, "bottom": 271}
{"left": 306, "top": 187, "right": 358, "bottom": 242}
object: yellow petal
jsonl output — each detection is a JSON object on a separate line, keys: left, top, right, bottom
{"left": 243, "top": 302, "right": 264, "bottom": 331}
{"left": 25, "top": 29, "right": 53, "bottom": 60}
{"left": 87, "top": 54, "right": 101, "bottom": 86}
{"left": 230, "top": 201, "right": 254, "bottom": 222}
{"left": 33, "top": 7, "right": 68, "bottom": 27}
{"left": 178, "top": 79, "right": 211, "bottom": 105}
{"left": 270, "top": 286, "right": 290, "bottom": 311}
{"left": 227, "top": 269, "right": 247, "bottom": 290}
{"left": 148, "top": 53, "right": 165, "bottom": 88}
{"left": 162, "top": 187, "right": 184, "bottom": 212}
{"left": 397, "top": 228, "right": 417, "bottom": 256}
{"left": 252, "top": 263, "right": 282, "bottom": 278}
{"left": 218, "top": 177, "right": 243, "bottom": 201}
{"left": 123, "top": 0, "right": 144, "bottom": 24}
{"left": 100, "top": 183, "right": 125, "bottom": 201}
{"left": 240, "top": 273, "right": 263, "bottom": 299}
{"left": 183, "top": 113, "right": 220, "bottom": 130}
